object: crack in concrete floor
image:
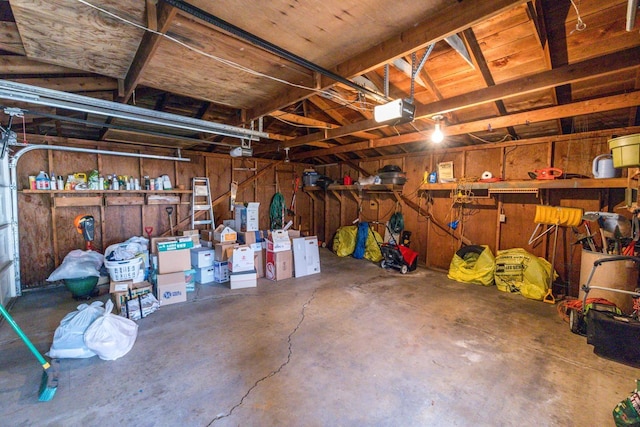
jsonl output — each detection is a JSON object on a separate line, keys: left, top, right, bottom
{"left": 208, "top": 288, "right": 318, "bottom": 425}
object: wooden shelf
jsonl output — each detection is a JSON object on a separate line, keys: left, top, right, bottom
{"left": 21, "top": 189, "right": 192, "bottom": 194}
{"left": 303, "top": 184, "right": 404, "bottom": 192}
{"left": 419, "top": 178, "right": 629, "bottom": 192}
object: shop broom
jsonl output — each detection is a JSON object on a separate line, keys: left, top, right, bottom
{"left": 0, "top": 303, "right": 59, "bottom": 401}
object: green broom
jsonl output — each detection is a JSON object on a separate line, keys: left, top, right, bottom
{"left": 0, "top": 303, "right": 59, "bottom": 401}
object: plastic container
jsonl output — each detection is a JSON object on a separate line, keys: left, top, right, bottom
{"left": 35, "top": 171, "right": 50, "bottom": 190}
{"left": 302, "top": 171, "right": 319, "bottom": 187}
{"left": 63, "top": 276, "right": 98, "bottom": 298}
{"left": 609, "top": 134, "right": 640, "bottom": 168}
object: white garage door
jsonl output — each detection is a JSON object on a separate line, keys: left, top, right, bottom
{"left": 0, "top": 153, "right": 17, "bottom": 306}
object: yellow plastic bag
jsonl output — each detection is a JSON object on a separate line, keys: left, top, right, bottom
{"left": 364, "top": 229, "right": 383, "bottom": 263}
{"left": 494, "top": 248, "right": 555, "bottom": 301}
{"left": 333, "top": 226, "right": 358, "bottom": 257}
{"left": 447, "top": 245, "right": 495, "bottom": 286}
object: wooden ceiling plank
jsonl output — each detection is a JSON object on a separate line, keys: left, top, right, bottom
{"left": 119, "top": 1, "right": 178, "bottom": 103}
{"left": 8, "top": 76, "right": 118, "bottom": 92}
{"left": 248, "top": 0, "right": 530, "bottom": 119}
{"left": 291, "top": 91, "right": 640, "bottom": 160}
{"left": 307, "top": 96, "right": 380, "bottom": 139}
{"left": 0, "top": 55, "right": 84, "bottom": 74}
{"left": 0, "top": 22, "right": 26, "bottom": 55}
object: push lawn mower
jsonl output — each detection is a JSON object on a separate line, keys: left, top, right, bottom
{"left": 568, "top": 255, "right": 640, "bottom": 367}
{"left": 371, "top": 221, "right": 418, "bottom": 274}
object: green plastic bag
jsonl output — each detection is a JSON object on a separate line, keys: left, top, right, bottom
{"left": 494, "top": 248, "right": 555, "bottom": 301}
{"left": 613, "top": 379, "right": 640, "bottom": 426}
{"left": 333, "top": 226, "right": 358, "bottom": 257}
{"left": 447, "top": 245, "right": 495, "bottom": 286}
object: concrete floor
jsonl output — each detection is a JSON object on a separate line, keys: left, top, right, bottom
{"left": 1, "top": 249, "right": 638, "bottom": 426}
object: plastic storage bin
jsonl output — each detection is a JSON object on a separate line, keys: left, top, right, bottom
{"left": 609, "top": 134, "right": 640, "bottom": 168}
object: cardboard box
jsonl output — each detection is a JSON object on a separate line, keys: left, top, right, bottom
{"left": 150, "top": 236, "right": 178, "bottom": 254}
{"left": 213, "top": 260, "right": 229, "bottom": 283}
{"left": 223, "top": 219, "right": 236, "bottom": 229}
{"left": 190, "top": 247, "right": 214, "bottom": 268}
{"left": 229, "top": 245, "right": 255, "bottom": 273}
{"left": 158, "top": 248, "right": 191, "bottom": 274}
{"left": 195, "top": 265, "right": 214, "bottom": 284}
{"left": 110, "top": 280, "right": 152, "bottom": 310}
{"left": 265, "top": 249, "right": 293, "bottom": 281}
{"left": 292, "top": 236, "right": 321, "bottom": 278}
{"left": 200, "top": 229, "right": 214, "bottom": 242}
{"left": 254, "top": 248, "right": 265, "bottom": 278}
{"left": 200, "top": 239, "right": 213, "bottom": 248}
{"left": 238, "top": 230, "right": 268, "bottom": 246}
{"left": 157, "top": 238, "right": 193, "bottom": 252}
{"left": 214, "top": 225, "right": 237, "bottom": 243}
{"left": 229, "top": 270, "right": 257, "bottom": 289}
{"left": 266, "top": 230, "right": 291, "bottom": 252}
{"left": 156, "top": 272, "right": 187, "bottom": 305}
{"left": 234, "top": 202, "right": 260, "bottom": 232}
{"left": 181, "top": 229, "right": 200, "bottom": 236}
{"left": 215, "top": 242, "right": 236, "bottom": 261}
{"left": 185, "top": 268, "right": 196, "bottom": 292}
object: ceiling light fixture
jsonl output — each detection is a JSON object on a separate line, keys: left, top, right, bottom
{"left": 374, "top": 99, "right": 415, "bottom": 124}
{"left": 431, "top": 115, "right": 444, "bottom": 143}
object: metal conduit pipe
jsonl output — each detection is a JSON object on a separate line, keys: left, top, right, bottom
{"left": 8, "top": 143, "right": 190, "bottom": 294}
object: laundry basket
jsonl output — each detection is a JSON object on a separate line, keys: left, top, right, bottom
{"left": 104, "top": 244, "right": 144, "bottom": 282}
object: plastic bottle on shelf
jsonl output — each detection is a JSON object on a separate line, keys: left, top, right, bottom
{"left": 57, "top": 176, "right": 64, "bottom": 190}
{"left": 35, "top": 171, "right": 50, "bottom": 190}
{"left": 49, "top": 172, "right": 57, "bottom": 190}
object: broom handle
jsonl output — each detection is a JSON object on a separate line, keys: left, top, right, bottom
{"left": 549, "top": 224, "right": 560, "bottom": 292}
{"left": 0, "top": 304, "right": 50, "bottom": 369}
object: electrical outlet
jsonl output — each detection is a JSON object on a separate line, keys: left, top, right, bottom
{"left": 499, "top": 214, "right": 506, "bottom": 223}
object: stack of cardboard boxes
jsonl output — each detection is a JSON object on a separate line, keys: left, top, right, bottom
{"left": 151, "top": 236, "right": 193, "bottom": 306}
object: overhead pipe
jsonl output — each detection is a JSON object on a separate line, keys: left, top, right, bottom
{"left": 162, "top": 0, "right": 388, "bottom": 102}
{"left": 0, "top": 80, "right": 268, "bottom": 141}
{"left": 8, "top": 143, "right": 190, "bottom": 294}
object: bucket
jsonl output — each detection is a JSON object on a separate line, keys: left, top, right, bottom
{"left": 609, "top": 134, "right": 640, "bottom": 168}
{"left": 579, "top": 249, "right": 639, "bottom": 314}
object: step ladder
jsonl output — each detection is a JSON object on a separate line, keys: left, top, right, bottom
{"left": 191, "top": 177, "right": 215, "bottom": 229}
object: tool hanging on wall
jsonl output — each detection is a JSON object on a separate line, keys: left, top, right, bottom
{"left": 270, "top": 192, "right": 285, "bottom": 230}
{"left": 288, "top": 175, "right": 299, "bottom": 216}
{"left": 230, "top": 180, "right": 238, "bottom": 211}
{"left": 165, "top": 206, "right": 174, "bottom": 235}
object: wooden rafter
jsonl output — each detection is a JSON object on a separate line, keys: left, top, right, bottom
{"left": 462, "top": 28, "right": 518, "bottom": 139}
{"left": 291, "top": 91, "right": 640, "bottom": 160}
{"left": 278, "top": 46, "right": 640, "bottom": 151}
{"left": 117, "top": 1, "right": 178, "bottom": 103}
{"left": 247, "top": 0, "right": 530, "bottom": 120}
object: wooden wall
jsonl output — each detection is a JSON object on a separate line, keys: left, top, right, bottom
{"left": 15, "top": 126, "right": 639, "bottom": 296}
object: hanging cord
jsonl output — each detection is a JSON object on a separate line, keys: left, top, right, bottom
{"left": 569, "top": 0, "right": 587, "bottom": 34}
{"left": 270, "top": 192, "right": 285, "bottom": 229}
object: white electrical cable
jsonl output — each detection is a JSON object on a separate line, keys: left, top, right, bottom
{"left": 75, "top": 0, "right": 372, "bottom": 111}
{"left": 569, "top": 0, "right": 587, "bottom": 33}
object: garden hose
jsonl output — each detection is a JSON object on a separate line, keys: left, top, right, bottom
{"left": 270, "top": 192, "right": 285, "bottom": 229}
{"left": 389, "top": 212, "right": 404, "bottom": 234}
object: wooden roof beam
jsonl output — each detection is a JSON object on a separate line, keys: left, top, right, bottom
{"left": 247, "top": 0, "right": 530, "bottom": 120}
{"left": 291, "top": 91, "right": 640, "bottom": 160}
{"left": 462, "top": 28, "right": 518, "bottom": 139}
{"left": 117, "top": 1, "right": 178, "bottom": 103}
{"left": 276, "top": 46, "right": 640, "bottom": 151}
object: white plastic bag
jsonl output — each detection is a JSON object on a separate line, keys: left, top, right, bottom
{"left": 47, "top": 301, "right": 104, "bottom": 359}
{"left": 47, "top": 249, "right": 104, "bottom": 281}
{"left": 84, "top": 300, "right": 138, "bottom": 361}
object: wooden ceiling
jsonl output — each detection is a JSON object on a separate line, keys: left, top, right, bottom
{"left": 1, "top": 0, "right": 639, "bottom": 164}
